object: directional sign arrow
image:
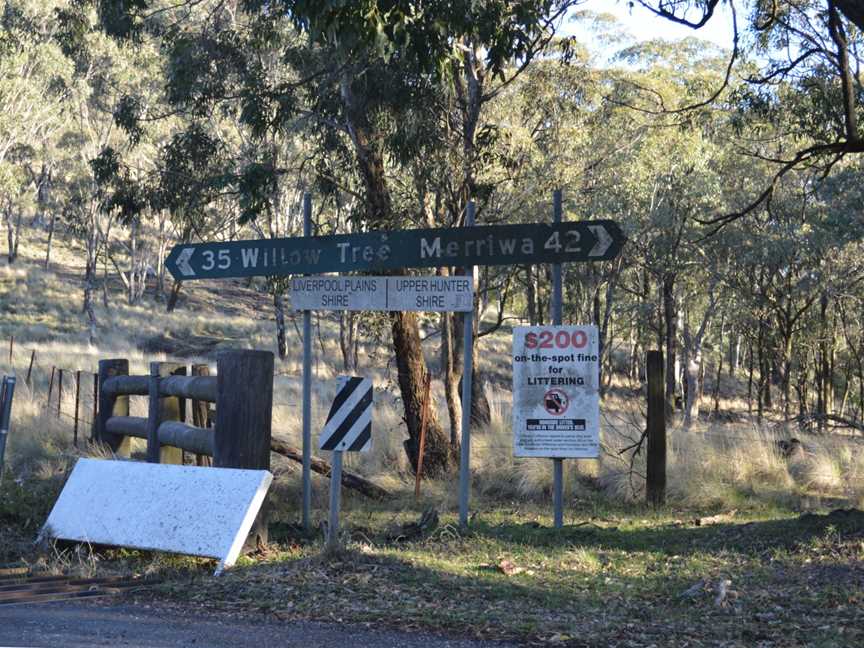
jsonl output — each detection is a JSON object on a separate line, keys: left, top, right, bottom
{"left": 175, "top": 247, "right": 196, "bottom": 277}
{"left": 587, "top": 224, "right": 614, "bottom": 258}
{"left": 165, "top": 221, "right": 625, "bottom": 282}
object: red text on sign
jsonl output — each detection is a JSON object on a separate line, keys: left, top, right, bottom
{"left": 524, "top": 330, "right": 588, "bottom": 350}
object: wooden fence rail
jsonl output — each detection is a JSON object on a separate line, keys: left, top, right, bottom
{"left": 95, "top": 350, "right": 272, "bottom": 472}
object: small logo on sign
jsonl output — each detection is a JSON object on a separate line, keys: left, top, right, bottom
{"left": 543, "top": 389, "right": 569, "bottom": 416}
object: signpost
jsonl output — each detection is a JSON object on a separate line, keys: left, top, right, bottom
{"left": 165, "top": 192, "right": 625, "bottom": 532}
{"left": 288, "top": 276, "right": 474, "bottom": 312}
{"left": 321, "top": 377, "right": 373, "bottom": 550}
{"left": 512, "top": 325, "right": 601, "bottom": 459}
{"left": 165, "top": 220, "right": 623, "bottom": 280}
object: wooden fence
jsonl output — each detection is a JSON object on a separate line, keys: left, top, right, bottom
{"left": 95, "top": 350, "right": 274, "bottom": 472}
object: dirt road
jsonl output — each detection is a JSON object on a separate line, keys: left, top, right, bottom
{"left": 0, "top": 601, "right": 514, "bottom": 647}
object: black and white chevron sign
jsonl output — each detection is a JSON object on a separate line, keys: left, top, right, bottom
{"left": 320, "top": 377, "right": 373, "bottom": 452}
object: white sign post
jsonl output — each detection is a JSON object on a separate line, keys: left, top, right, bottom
{"left": 512, "top": 325, "right": 600, "bottom": 458}
{"left": 288, "top": 276, "right": 473, "bottom": 312}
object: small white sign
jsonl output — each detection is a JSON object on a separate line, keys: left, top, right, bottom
{"left": 512, "top": 325, "right": 600, "bottom": 458}
{"left": 289, "top": 276, "right": 473, "bottom": 312}
{"left": 41, "top": 459, "right": 272, "bottom": 574}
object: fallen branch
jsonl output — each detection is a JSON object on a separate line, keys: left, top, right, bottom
{"left": 784, "top": 413, "right": 864, "bottom": 435}
{"left": 270, "top": 438, "right": 390, "bottom": 500}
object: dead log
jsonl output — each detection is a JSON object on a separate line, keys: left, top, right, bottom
{"left": 270, "top": 438, "right": 389, "bottom": 500}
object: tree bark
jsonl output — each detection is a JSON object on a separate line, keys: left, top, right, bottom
{"left": 4, "top": 200, "right": 22, "bottom": 264}
{"left": 662, "top": 274, "right": 677, "bottom": 420}
{"left": 392, "top": 310, "right": 455, "bottom": 475}
{"left": 166, "top": 279, "right": 183, "bottom": 312}
{"left": 526, "top": 265, "right": 538, "bottom": 325}
{"left": 44, "top": 211, "right": 56, "bottom": 270}
{"left": 83, "top": 227, "right": 98, "bottom": 345}
{"left": 681, "top": 286, "right": 719, "bottom": 428}
{"left": 274, "top": 291, "right": 287, "bottom": 359}
{"left": 441, "top": 269, "right": 463, "bottom": 447}
{"left": 727, "top": 331, "right": 737, "bottom": 377}
{"left": 339, "top": 310, "right": 359, "bottom": 373}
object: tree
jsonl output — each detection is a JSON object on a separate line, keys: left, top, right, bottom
{"left": 636, "top": 0, "right": 863, "bottom": 232}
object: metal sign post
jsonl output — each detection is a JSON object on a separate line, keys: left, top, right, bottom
{"left": 301, "top": 193, "right": 313, "bottom": 532}
{"left": 551, "top": 190, "right": 564, "bottom": 528}
{"left": 326, "top": 450, "right": 343, "bottom": 550}
{"left": 321, "top": 377, "right": 373, "bottom": 550}
{"left": 458, "top": 201, "right": 476, "bottom": 529}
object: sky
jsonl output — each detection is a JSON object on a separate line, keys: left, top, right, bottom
{"left": 565, "top": 0, "right": 737, "bottom": 54}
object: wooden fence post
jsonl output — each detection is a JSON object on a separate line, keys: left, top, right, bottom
{"left": 25, "top": 351, "right": 35, "bottom": 388}
{"left": 214, "top": 349, "right": 274, "bottom": 546}
{"left": 47, "top": 367, "right": 55, "bottom": 409}
{"left": 97, "top": 359, "right": 132, "bottom": 456}
{"left": 91, "top": 373, "right": 98, "bottom": 442}
{"left": 73, "top": 370, "right": 81, "bottom": 447}
{"left": 191, "top": 363, "right": 212, "bottom": 467}
{"left": 146, "top": 362, "right": 186, "bottom": 464}
{"left": 646, "top": 350, "right": 666, "bottom": 506}
{"left": 57, "top": 369, "right": 63, "bottom": 418}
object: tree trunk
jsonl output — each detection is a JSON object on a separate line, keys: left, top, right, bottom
{"left": 339, "top": 310, "right": 359, "bottom": 373}
{"left": 442, "top": 309, "right": 463, "bottom": 447}
{"left": 779, "top": 323, "right": 794, "bottom": 420}
{"left": 128, "top": 220, "right": 138, "bottom": 304}
{"left": 713, "top": 323, "right": 724, "bottom": 416}
{"left": 662, "top": 274, "right": 677, "bottom": 420}
{"left": 166, "top": 279, "right": 183, "bottom": 312}
{"left": 81, "top": 224, "right": 99, "bottom": 344}
{"left": 526, "top": 265, "right": 537, "bottom": 325}
{"left": 392, "top": 310, "right": 454, "bottom": 475}
{"left": 683, "top": 349, "right": 701, "bottom": 427}
{"left": 747, "top": 335, "right": 754, "bottom": 413}
{"left": 469, "top": 278, "right": 491, "bottom": 427}
{"left": 273, "top": 291, "right": 287, "bottom": 359}
{"left": 156, "top": 214, "right": 167, "bottom": 301}
{"left": 44, "top": 211, "right": 56, "bottom": 270}
{"left": 728, "top": 331, "right": 739, "bottom": 377}
{"left": 4, "top": 201, "right": 22, "bottom": 264}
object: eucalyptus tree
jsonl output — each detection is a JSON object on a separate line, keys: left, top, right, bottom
{"left": 636, "top": 0, "right": 863, "bottom": 232}
{"left": 0, "top": 0, "right": 71, "bottom": 263}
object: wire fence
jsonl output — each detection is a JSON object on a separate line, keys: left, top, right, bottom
{"left": 1, "top": 338, "right": 98, "bottom": 448}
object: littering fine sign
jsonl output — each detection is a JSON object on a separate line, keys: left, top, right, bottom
{"left": 512, "top": 325, "right": 600, "bottom": 458}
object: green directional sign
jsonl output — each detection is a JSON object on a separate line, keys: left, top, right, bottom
{"left": 165, "top": 221, "right": 625, "bottom": 281}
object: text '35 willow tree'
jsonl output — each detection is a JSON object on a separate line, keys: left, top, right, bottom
{"left": 74, "top": 0, "right": 581, "bottom": 475}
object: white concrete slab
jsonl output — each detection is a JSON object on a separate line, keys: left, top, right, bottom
{"left": 41, "top": 459, "right": 272, "bottom": 574}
